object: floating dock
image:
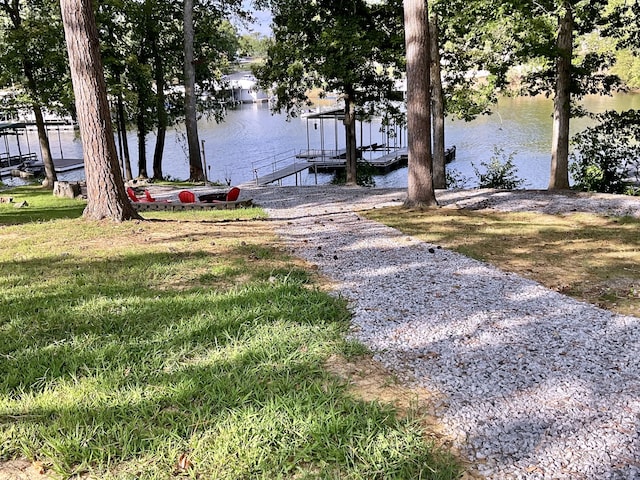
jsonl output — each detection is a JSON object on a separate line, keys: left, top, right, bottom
{"left": 253, "top": 146, "right": 456, "bottom": 186}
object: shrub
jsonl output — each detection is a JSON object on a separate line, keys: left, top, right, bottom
{"left": 472, "top": 147, "right": 524, "bottom": 189}
{"left": 570, "top": 109, "right": 640, "bottom": 194}
{"left": 445, "top": 168, "right": 470, "bottom": 189}
{"left": 331, "top": 161, "right": 376, "bottom": 187}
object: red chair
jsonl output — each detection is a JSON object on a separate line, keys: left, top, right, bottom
{"left": 208, "top": 187, "right": 241, "bottom": 204}
{"left": 144, "top": 190, "right": 170, "bottom": 203}
{"left": 144, "top": 190, "right": 156, "bottom": 202}
{"left": 127, "top": 187, "right": 144, "bottom": 202}
{"left": 178, "top": 190, "right": 196, "bottom": 203}
{"left": 224, "top": 187, "right": 240, "bottom": 202}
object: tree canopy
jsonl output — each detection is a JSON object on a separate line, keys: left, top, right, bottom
{"left": 256, "top": 0, "right": 405, "bottom": 184}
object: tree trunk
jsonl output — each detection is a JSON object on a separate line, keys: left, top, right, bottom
{"left": 549, "top": 2, "right": 573, "bottom": 190}
{"left": 24, "top": 65, "right": 58, "bottom": 189}
{"left": 137, "top": 119, "right": 148, "bottom": 178}
{"left": 60, "top": 0, "right": 140, "bottom": 221}
{"left": 116, "top": 80, "right": 133, "bottom": 181}
{"left": 429, "top": 13, "right": 446, "bottom": 190}
{"left": 31, "top": 102, "right": 58, "bottom": 188}
{"left": 152, "top": 43, "right": 167, "bottom": 180}
{"left": 184, "top": 0, "right": 204, "bottom": 181}
{"left": 344, "top": 90, "right": 358, "bottom": 185}
{"left": 153, "top": 124, "right": 167, "bottom": 180}
{"left": 404, "top": 0, "right": 437, "bottom": 207}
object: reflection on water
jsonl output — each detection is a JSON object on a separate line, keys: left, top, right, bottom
{"left": 4, "top": 93, "right": 639, "bottom": 189}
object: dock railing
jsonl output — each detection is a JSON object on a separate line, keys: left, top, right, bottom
{"left": 251, "top": 149, "right": 315, "bottom": 186}
{"left": 0, "top": 152, "right": 38, "bottom": 170}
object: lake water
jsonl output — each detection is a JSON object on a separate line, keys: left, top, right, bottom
{"left": 7, "top": 92, "right": 640, "bottom": 189}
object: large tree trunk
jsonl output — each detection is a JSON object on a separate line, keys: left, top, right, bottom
{"left": 404, "top": 0, "right": 437, "bottom": 207}
{"left": 184, "top": 0, "right": 204, "bottom": 181}
{"left": 429, "top": 13, "right": 446, "bottom": 190}
{"left": 344, "top": 89, "right": 358, "bottom": 185}
{"left": 60, "top": 0, "right": 140, "bottom": 221}
{"left": 549, "top": 2, "right": 573, "bottom": 190}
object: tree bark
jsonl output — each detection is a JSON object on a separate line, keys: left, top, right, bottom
{"left": 404, "top": 0, "right": 437, "bottom": 207}
{"left": 152, "top": 40, "right": 167, "bottom": 180}
{"left": 31, "top": 101, "right": 58, "bottom": 188}
{"left": 184, "top": 0, "right": 204, "bottom": 181}
{"left": 344, "top": 89, "right": 358, "bottom": 185}
{"left": 429, "top": 13, "right": 446, "bottom": 190}
{"left": 22, "top": 64, "right": 58, "bottom": 188}
{"left": 116, "top": 87, "right": 133, "bottom": 181}
{"left": 549, "top": 1, "right": 573, "bottom": 190}
{"left": 60, "top": 0, "right": 140, "bottom": 221}
{"left": 136, "top": 112, "right": 148, "bottom": 178}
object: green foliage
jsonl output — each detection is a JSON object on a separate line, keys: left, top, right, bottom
{"left": 445, "top": 168, "right": 470, "bottom": 189}
{"left": 472, "top": 147, "right": 525, "bottom": 190}
{"left": 0, "top": 0, "right": 73, "bottom": 117}
{"left": 331, "top": 161, "right": 376, "bottom": 187}
{"left": 238, "top": 33, "right": 270, "bottom": 58}
{"left": 433, "top": 0, "right": 518, "bottom": 120}
{"left": 612, "top": 50, "right": 640, "bottom": 90}
{"left": 255, "top": 0, "right": 405, "bottom": 116}
{"left": 570, "top": 109, "right": 640, "bottom": 194}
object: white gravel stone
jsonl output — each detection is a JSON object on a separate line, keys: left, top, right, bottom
{"left": 243, "top": 185, "right": 640, "bottom": 480}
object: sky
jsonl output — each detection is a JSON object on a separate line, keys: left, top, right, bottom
{"left": 239, "top": 1, "right": 273, "bottom": 36}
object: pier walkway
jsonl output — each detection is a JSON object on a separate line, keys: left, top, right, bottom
{"left": 255, "top": 161, "right": 313, "bottom": 186}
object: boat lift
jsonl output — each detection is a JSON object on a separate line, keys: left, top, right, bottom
{"left": 0, "top": 121, "right": 84, "bottom": 178}
{"left": 0, "top": 122, "right": 38, "bottom": 175}
{"left": 251, "top": 107, "right": 410, "bottom": 185}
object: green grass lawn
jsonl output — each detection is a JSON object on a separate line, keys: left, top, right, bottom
{"left": 0, "top": 186, "right": 458, "bottom": 479}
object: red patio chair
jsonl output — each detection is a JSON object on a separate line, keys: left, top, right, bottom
{"left": 210, "top": 186, "right": 241, "bottom": 204}
{"left": 127, "top": 187, "right": 143, "bottom": 202}
{"left": 224, "top": 186, "right": 240, "bottom": 202}
{"left": 144, "top": 190, "right": 156, "bottom": 202}
{"left": 178, "top": 190, "right": 196, "bottom": 203}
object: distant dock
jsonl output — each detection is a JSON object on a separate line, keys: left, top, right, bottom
{"left": 252, "top": 146, "right": 456, "bottom": 186}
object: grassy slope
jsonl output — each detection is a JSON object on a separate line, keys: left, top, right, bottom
{"left": 0, "top": 187, "right": 458, "bottom": 479}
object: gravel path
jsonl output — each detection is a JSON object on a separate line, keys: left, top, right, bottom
{"left": 244, "top": 185, "right": 640, "bottom": 480}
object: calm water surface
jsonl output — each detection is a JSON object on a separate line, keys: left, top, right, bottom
{"left": 11, "top": 92, "right": 640, "bottom": 189}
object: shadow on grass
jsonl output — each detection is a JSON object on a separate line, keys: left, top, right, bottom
{"left": 0, "top": 245, "right": 457, "bottom": 479}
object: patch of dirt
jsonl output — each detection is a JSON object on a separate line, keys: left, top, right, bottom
{"left": 324, "top": 354, "right": 483, "bottom": 480}
{"left": 0, "top": 460, "right": 52, "bottom": 480}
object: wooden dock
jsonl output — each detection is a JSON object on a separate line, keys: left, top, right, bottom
{"left": 54, "top": 158, "right": 84, "bottom": 172}
{"left": 255, "top": 161, "right": 313, "bottom": 186}
{"left": 253, "top": 146, "right": 455, "bottom": 185}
